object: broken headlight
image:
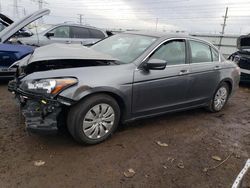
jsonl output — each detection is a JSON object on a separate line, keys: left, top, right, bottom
{"left": 22, "top": 78, "right": 77, "bottom": 95}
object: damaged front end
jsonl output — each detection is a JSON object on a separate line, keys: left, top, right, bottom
{"left": 9, "top": 77, "right": 77, "bottom": 134}
{"left": 8, "top": 43, "right": 118, "bottom": 134}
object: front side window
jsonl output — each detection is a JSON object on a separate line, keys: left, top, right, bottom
{"left": 91, "top": 34, "right": 157, "bottom": 64}
{"left": 50, "top": 26, "right": 70, "bottom": 38}
{"left": 149, "top": 40, "right": 186, "bottom": 65}
{"left": 71, "top": 26, "right": 90, "bottom": 38}
{"left": 190, "top": 41, "right": 212, "bottom": 63}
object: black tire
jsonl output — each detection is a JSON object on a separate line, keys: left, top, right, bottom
{"left": 67, "top": 94, "right": 120, "bottom": 145}
{"left": 207, "top": 82, "right": 230, "bottom": 112}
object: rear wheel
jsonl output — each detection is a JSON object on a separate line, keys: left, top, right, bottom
{"left": 207, "top": 82, "right": 230, "bottom": 112}
{"left": 67, "top": 94, "right": 120, "bottom": 145}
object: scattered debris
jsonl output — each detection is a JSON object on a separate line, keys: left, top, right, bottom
{"left": 235, "top": 154, "right": 241, "bottom": 159}
{"left": 167, "top": 157, "right": 175, "bottom": 163}
{"left": 34, "top": 160, "right": 45, "bottom": 167}
{"left": 203, "top": 152, "right": 233, "bottom": 172}
{"left": 212, "top": 155, "right": 222, "bottom": 161}
{"left": 124, "top": 168, "right": 136, "bottom": 178}
{"left": 216, "top": 114, "right": 225, "bottom": 118}
{"left": 163, "top": 165, "right": 168, "bottom": 169}
{"left": 177, "top": 161, "right": 184, "bottom": 169}
{"left": 156, "top": 141, "right": 168, "bottom": 147}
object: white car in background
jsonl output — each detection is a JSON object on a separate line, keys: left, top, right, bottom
{"left": 18, "top": 23, "right": 112, "bottom": 47}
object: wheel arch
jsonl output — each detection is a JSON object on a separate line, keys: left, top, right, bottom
{"left": 74, "top": 87, "right": 129, "bottom": 122}
{"left": 219, "top": 78, "right": 233, "bottom": 95}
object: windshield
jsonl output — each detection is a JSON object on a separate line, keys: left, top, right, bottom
{"left": 91, "top": 34, "right": 157, "bottom": 64}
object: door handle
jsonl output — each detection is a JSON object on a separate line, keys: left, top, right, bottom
{"left": 179, "top": 69, "right": 189, "bottom": 75}
{"left": 214, "top": 65, "right": 221, "bottom": 70}
{"left": 65, "top": 41, "right": 71, "bottom": 44}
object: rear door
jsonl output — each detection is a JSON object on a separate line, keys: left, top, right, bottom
{"left": 133, "top": 39, "right": 191, "bottom": 117}
{"left": 187, "top": 40, "right": 221, "bottom": 105}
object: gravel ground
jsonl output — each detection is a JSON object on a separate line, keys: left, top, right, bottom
{"left": 0, "top": 81, "right": 249, "bottom": 188}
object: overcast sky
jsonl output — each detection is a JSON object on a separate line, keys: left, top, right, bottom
{"left": 1, "top": 0, "right": 250, "bottom": 34}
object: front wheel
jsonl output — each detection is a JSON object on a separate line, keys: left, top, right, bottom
{"left": 67, "top": 94, "right": 120, "bottom": 145}
{"left": 207, "top": 82, "right": 230, "bottom": 112}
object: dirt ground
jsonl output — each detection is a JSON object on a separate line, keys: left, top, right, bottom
{"left": 0, "top": 81, "right": 249, "bottom": 188}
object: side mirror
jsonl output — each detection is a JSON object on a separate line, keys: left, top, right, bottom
{"left": 45, "top": 32, "right": 54, "bottom": 38}
{"left": 144, "top": 59, "right": 167, "bottom": 70}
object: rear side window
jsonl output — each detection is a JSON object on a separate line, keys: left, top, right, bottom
{"left": 149, "top": 40, "right": 186, "bottom": 66}
{"left": 70, "top": 26, "right": 90, "bottom": 38}
{"left": 211, "top": 47, "right": 219, "bottom": 61}
{"left": 89, "top": 29, "right": 105, "bottom": 39}
{"left": 190, "top": 41, "right": 212, "bottom": 63}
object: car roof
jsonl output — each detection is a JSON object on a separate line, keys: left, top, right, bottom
{"left": 123, "top": 31, "right": 216, "bottom": 48}
{"left": 123, "top": 31, "right": 189, "bottom": 38}
{"left": 52, "top": 23, "right": 106, "bottom": 31}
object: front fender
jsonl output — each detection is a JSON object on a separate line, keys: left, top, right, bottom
{"left": 59, "top": 84, "right": 132, "bottom": 120}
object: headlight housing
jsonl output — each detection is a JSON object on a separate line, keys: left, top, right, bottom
{"left": 21, "top": 78, "right": 78, "bottom": 95}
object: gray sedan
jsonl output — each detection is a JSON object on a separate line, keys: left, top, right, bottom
{"left": 9, "top": 32, "right": 240, "bottom": 145}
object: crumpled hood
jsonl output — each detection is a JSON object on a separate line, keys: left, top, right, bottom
{"left": 28, "top": 43, "right": 117, "bottom": 63}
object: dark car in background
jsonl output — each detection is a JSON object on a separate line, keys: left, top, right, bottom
{"left": 228, "top": 34, "right": 250, "bottom": 82}
{"left": 9, "top": 31, "right": 240, "bottom": 145}
{"left": 0, "top": 44, "right": 33, "bottom": 79}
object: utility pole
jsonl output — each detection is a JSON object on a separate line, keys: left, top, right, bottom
{"left": 0, "top": 0, "right": 2, "bottom": 13}
{"left": 78, "top": 14, "right": 84, "bottom": 25}
{"left": 218, "top": 7, "right": 228, "bottom": 50}
{"left": 23, "top": 7, "right": 26, "bottom": 16}
{"left": 155, "top": 18, "right": 158, "bottom": 31}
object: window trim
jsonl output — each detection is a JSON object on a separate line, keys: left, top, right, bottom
{"left": 138, "top": 38, "right": 188, "bottom": 69}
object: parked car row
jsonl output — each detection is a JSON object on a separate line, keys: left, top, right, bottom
{"left": 0, "top": 9, "right": 112, "bottom": 79}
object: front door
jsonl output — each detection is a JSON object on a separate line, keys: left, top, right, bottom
{"left": 46, "top": 26, "right": 71, "bottom": 45}
{"left": 132, "top": 39, "right": 191, "bottom": 117}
